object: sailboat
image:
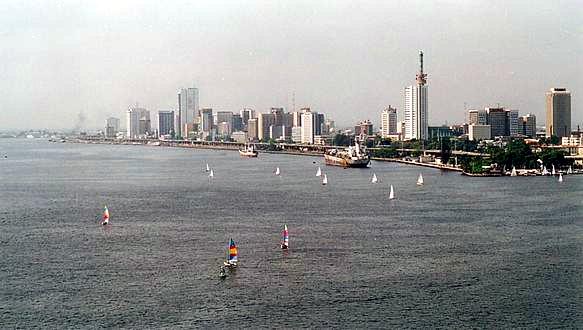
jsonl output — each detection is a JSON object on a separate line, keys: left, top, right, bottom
{"left": 322, "top": 173, "right": 328, "bottom": 185}
{"left": 511, "top": 166, "right": 517, "bottom": 177}
{"left": 224, "top": 238, "right": 238, "bottom": 268}
{"left": 552, "top": 165, "right": 556, "bottom": 176}
{"left": 101, "top": 206, "right": 110, "bottom": 225}
{"left": 568, "top": 166, "right": 573, "bottom": 174}
{"left": 209, "top": 169, "right": 214, "bottom": 178}
{"left": 542, "top": 166, "right": 549, "bottom": 176}
{"left": 389, "top": 185, "right": 395, "bottom": 200}
{"left": 275, "top": 167, "right": 281, "bottom": 176}
{"left": 558, "top": 173, "right": 563, "bottom": 182}
{"left": 371, "top": 173, "right": 378, "bottom": 184}
{"left": 205, "top": 163, "right": 210, "bottom": 172}
{"left": 316, "top": 167, "right": 322, "bottom": 177}
{"left": 416, "top": 173, "right": 424, "bottom": 186}
{"left": 280, "top": 225, "right": 289, "bottom": 249}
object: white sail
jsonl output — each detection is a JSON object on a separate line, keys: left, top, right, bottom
{"left": 558, "top": 173, "right": 563, "bottom": 182}
{"left": 206, "top": 163, "right": 210, "bottom": 172}
{"left": 275, "top": 167, "right": 280, "bottom": 176}
{"left": 511, "top": 166, "right": 517, "bottom": 177}
{"left": 568, "top": 166, "right": 573, "bottom": 174}
{"left": 389, "top": 185, "right": 394, "bottom": 200}
{"left": 316, "top": 167, "right": 322, "bottom": 177}
{"left": 417, "top": 173, "right": 424, "bottom": 186}
{"left": 552, "top": 165, "right": 556, "bottom": 176}
{"left": 209, "top": 169, "right": 214, "bottom": 178}
{"left": 542, "top": 166, "right": 549, "bottom": 176}
{"left": 322, "top": 173, "right": 328, "bottom": 185}
{"left": 371, "top": 173, "right": 378, "bottom": 184}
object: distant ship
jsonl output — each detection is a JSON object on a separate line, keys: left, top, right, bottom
{"left": 324, "top": 143, "right": 370, "bottom": 168}
{"left": 239, "top": 144, "right": 258, "bottom": 157}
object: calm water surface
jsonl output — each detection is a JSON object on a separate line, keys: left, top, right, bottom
{"left": 1, "top": 139, "right": 582, "bottom": 328}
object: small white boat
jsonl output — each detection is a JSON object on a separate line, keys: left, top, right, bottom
{"left": 371, "top": 173, "right": 378, "bottom": 184}
{"left": 542, "top": 166, "right": 549, "bottom": 176}
{"left": 209, "top": 169, "right": 214, "bottom": 178}
{"left": 552, "top": 165, "right": 556, "bottom": 176}
{"left": 389, "top": 185, "right": 395, "bottom": 200}
{"left": 511, "top": 167, "right": 517, "bottom": 177}
{"left": 322, "top": 173, "right": 328, "bottom": 185}
{"left": 205, "top": 163, "right": 210, "bottom": 172}
{"left": 558, "top": 173, "right": 563, "bottom": 182}
{"left": 416, "top": 173, "right": 424, "bottom": 186}
{"left": 239, "top": 144, "right": 258, "bottom": 157}
{"left": 101, "top": 206, "right": 110, "bottom": 225}
{"left": 316, "top": 167, "right": 322, "bottom": 177}
{"left": 275, "top": 167, "right": 281, "bottom": 176}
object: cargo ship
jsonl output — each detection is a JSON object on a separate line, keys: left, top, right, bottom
{"left": 324, "top": 143, "right": 370, "bottom": 168}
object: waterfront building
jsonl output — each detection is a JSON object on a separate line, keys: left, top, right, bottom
{"left": 486, "top": 107, "right": 508, "bottom": 137}
{"left": 404, "top": 51, "right": 428, "bottom": 140}
{"left": 324, "top": 119, "right": 335, "bottom": 135}
{"left": 258, "top": 112, "right": 275, "bottom": 141}
{"left": 157, "top": 111, "right": 174, "bottom": 136}
{"left": 292, "top": 111, "right": 302, "bottom": 127}
{"left": 291, "top": 126, "right": 302, "bottom": 143}
{"left": 217, "top": 121, "right": 232, "bottom": 137}
{"left": 105, "top": 117, "right": 120, "bottom": 138}
{"left": 428, "top": 126, "right": 454, "bottom": 139}
{"left": 300, "top": 108, "right": 314, "bottom": 144}
{"left": 177, "top": 87, "right": 199, "bottom": 138}
{"left": 468, "top": 124, "right": 491, "bottom": 141}
{"left": 200, "top": 108, "right": 213, "bottom": 133}
{"left": 381, "top": 106, "right": 398, "bottom": 138}
{"left": 138, "top": 110, "right": 151, "bottom": 136}
{"left": 468, "top": 109, "right": 488, "bottom": 125}
{"left": 520, "top": 114, "right": 536, "bottom": 138}
{"left": 127, "top": 107, "right": 149, "bottom": 138}
{"left": 546, "top": 88, "right": 571, "bottom": 138}
{"left": 247, "top": 118, "right": 258, "bottom": 141}
{"left": 231, "top": 131, "right": 247, "bottom": 143}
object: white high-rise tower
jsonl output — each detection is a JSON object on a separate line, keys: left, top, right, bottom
{"left": 404, "top": 51, "right": 428, "bottom": 140}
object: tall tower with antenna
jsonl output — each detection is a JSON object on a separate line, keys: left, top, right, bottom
{"left": 404, "top": 50, "right": 429, "bottom": 140}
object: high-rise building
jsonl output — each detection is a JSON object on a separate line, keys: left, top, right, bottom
{"left": 520, "top": 114, "right": 536, "bottom": 138}
{"left": 105, "top": 117, "right": 120, "bottom": 138}
{"left": 507, "top": 109, "right": 520, "bottom": 136}
{"left": 355, "top": 120, "right": 373, "bottom": 136}
{"left": 404, "top": 51, "right": 428, "bottom": 140}
{"left": 232, "top": 114, "right": 243, "bottom": 131}
{"left": 486, "top": 107, "right": 508, "bottom": 137}
{"left": 240, "top": 108, "right": 255, "bottom": 127}
{"left": 314, "top": 113, "right": 325, "bottom": 136}
{"left": 468, "top": 109, "right": 488, "bottom": 125}
{"left": 127, "top": 107, "right": 148, "bottom": 138}
{"left": 216, "top": 111, "right": 233, "bottom": 127}
{"left": 138, "top": 110, "right": 151, "bottom": 136}
{"left": 292, "top": 111, "right": 302, "bottom": 127}
{"left": 546, "top": 88, "right": 571, "bottom": 138}
{"left": 257, "top": 112, "right": 275, "bottom": 141}
{"left": 177, "top": 87, "right": 199, "bottom": 138}
{"left": 247, "top": 118, "right": 258, "bottom": 141}
{"left": 200, "top": 108, "right": 213, "bottom": 132}
{"left": 381, "top": 106, "right": 398, "bottom": 138}
{"left": 300, "top": 108, "right": 314, "bottom": 144}
{"left": 158, "top": 111, "right": 174, "bottom": 136}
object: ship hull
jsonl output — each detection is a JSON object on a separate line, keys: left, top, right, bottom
{"left": 324, "top": 154, "right": 369, "bottom": 168}
{"left": 239, "top": 150, "right": 258, "bottom": 157}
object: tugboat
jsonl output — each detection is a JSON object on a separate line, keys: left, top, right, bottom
{"left": 239, "top": 144, "right": 258, "bottom": 157}
{"left": 324, "top": 142, "right": 370, "bottom": 168}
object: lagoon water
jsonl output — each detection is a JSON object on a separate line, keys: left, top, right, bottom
{"left": 1, "top": 139, "right": 582, "bottom": 328}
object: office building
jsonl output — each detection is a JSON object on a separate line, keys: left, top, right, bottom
{"left": 314, "top": 113, "right": 325, "bottom": 136}
{"left": 127, "top": 107, "right": 149, "bottom": 138}
{"left": 468, "top": 124, "right": 491, "bottom": 141}
{"left": 546, "top": 88, "right": 571, "bottom": 138}
{"left": 300, "top": 108, "right": 314, "bottom": 144}
{"left": 200, "top": 108, "right": 213, "bottom": 132}
{"left": 105, "top": 117, "right": 120, "bottom": 138}
{"left": 507, "top": 109, "right": 520, "bottom": 136}
{"left": 355, "top": 120, "right": 373, "bottom": 136}
{"left": 520, "top": 114, "right": 536, "bottom": 138}
{"left": 231, "top": 131, "right": 247, "bottom": 143}
{"left": 240, "top": 108, "right": 255, "bottom": 127}
{"left": 381, "top": 106, "right": 398, "bottom": 138}
{"left": 486, "top": 107, "right": 508, "bottom": 137}
{"left": 468, "top": 109, "right": 488, "bottom": 125}
{"left": 247, "top": 118, "right": 258, "bottom": 141}
{"left": 232, "top": 114, "right": 243, "bottom": 131}
{"left": 404, "top": 51, "right": 428, "bottom": 140}
{"left": 177, "top": 87, "right": 199, "bottom": 138}
{"left": 216, "top": 111, "right": 233, "bottom": 127}
{"left": 291, "top": 127, "right": 302, "bottom": 143}
{"left": 157, "top": 111, "right": 174, "bottom": 136}
{"left": 257, "top": 112, "right": 275, "bottom": 141}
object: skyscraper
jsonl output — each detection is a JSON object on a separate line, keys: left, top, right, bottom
{"left": 105, "top": 117, "right": 120, "bottom": 138}
{"left": 468, "top": 109, "right": 488, "bottom": 125}
{"left": 404, "top": 51, "right": 428, "bottom": 140}
{"left": 381, "top": 106, "right": 397, "bottom": 138}
{"left": 546, "top": 88, "right": 571, "bottom": 138}
{"left": 126, "top": 107, "right": 148, "bottom": 138}
{"left": 177, "top": 87, "right": 199, "bottom": 138}
{"left": 300, "top": 108, "right": 314, "bottom": 144}
{"left": 200, "top": 108, "right": 213, "bottom": 132}
{"left": 520, "top": 114, "right": 536, "bottom": 138}
{"left": 486, "top": 107, "right": 507, "bottom": 137}
{"left": 158, "top": 111, "right": 174, "bottom": 136}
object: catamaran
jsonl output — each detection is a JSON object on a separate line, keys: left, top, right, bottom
{"left": 558, "top": 173, "right": 563, "bottom": 182}
{"left": 316, "top": 167, "right": 322, "bottom": 177}
{"left": 322, "top": 173, "right": 328, "bottom": 185}
{"left": 224, "top": 238, "right": 238, "bottom": 268}
{"left": 389, "top": 185, "right": 395, "bottom": 200}
{"left": 101, "top": 206, "right": 110, "bottom": 225}
{"left": 416, "top": 173, "right": 424, "bottom": 186}
{"left": 371, "top": 173, "right": 378, "bottom": 184}
{"left": 280, "top": 225, "right": 289, "bottom": 249}
{"left": 511, "top": 167, "right": 517, "bottom": 177}
{"left": 209, "top": 169, "right": 214, "bottom": 178}
{"left": 275, "top": 167, "right": 281, "bottom": 176}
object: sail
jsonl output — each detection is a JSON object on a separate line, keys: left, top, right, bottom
{"left": 322, "top": 173, "right": 328, "bottom": 185}
{"left": 389, "top": 185, "right": 394, "bottom": 200}
{"left": 371, "top": 173, "right": 378, "bottom": 183}
{"left": 511, "top": 167, "right": 517, "bottom": 177}
{"left": 568, "top": 166, "right": 573, "bottom": 174}
{"left": 206, "top": 163, "right": 210, "bottom": 172}
{"left": 542, "top": 166, "right": 549, "bottom": 175}
{"left": 282, "top": 225, "right": 289, "bottom": 247}
{"left": 417, "top": 173, "right": 424, "bottom": 185}
{"left": 101, "top": 206, "right": 109, "bottom": 224}
{"left": 228, "top": 239, "right": 238, "bottom": 264}
{"left": 552, "top": 165, "right": 556, "bottom": 176}
{"left": 275, "top": 167, "right": 280, "bottom": 176}
{"left": 209, "top": 169, "right": 214, "bottom": 178}
{"left": 558, "top": 173, "right": 563, "bottom": 182}
{"left": 316, "top": 167, "right": 322, "bottom": 177}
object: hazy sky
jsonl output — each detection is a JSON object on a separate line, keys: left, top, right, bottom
{"left": 0, "top": 0, "right": 581, "bottom": 130}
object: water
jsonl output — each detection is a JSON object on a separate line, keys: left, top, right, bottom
{"left": 1, "top": 139, "right": 582, "bottom": 328}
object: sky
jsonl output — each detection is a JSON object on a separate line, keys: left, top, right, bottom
{"left": 0, "top": 0, "right": 581, "bottom": 130}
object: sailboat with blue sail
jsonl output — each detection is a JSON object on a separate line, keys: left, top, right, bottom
{"left": 224, "top": 238, "right": 238, "bottom": 268}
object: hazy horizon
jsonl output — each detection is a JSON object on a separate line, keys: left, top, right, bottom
{"left": 0, "top": 0, "right": 581, "bottom": 130}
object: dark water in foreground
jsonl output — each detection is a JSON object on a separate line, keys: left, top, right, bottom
{"left": 0, "top": 139, "right": 582, "bottom": 328}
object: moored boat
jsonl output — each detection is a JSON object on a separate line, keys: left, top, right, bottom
{"left": 239, "top": 144, "right": 258, "bottom": 157}
{"left": 324, "top": 143, "right": 370, "bottom": 168}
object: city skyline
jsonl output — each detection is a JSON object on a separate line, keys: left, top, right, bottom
{"left": 0, "top": 1, "right": 581, "bottom": 130}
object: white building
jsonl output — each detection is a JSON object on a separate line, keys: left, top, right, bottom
{"left": 291, "top": 126, "right": 302, "bottom": 143}
{"left": 177, "top": 87, "right": 199, "bottom": 138}
{"left": 404, "top": 51, "right": 428, "bottom": 140}
{"left": 231, "top": 131, "right": 247, "bottom": 143}
{"left": 126, "top": 107, "right": 140, "bottom": 138}
{"left": 381, "top": 106, "right": 398, "bottom": 138}
{"left": 105, "top": 117, "right": 120, "bottom": 138}
{"left": 300, "top": 109, "right": 314, "bottom": 144}
{"left": 468, "top": 124, "right": 491, "bottom": 141}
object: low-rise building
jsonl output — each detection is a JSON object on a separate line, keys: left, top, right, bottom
{"left": 468, "top": 124, "right": 491, "bottom": 141}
